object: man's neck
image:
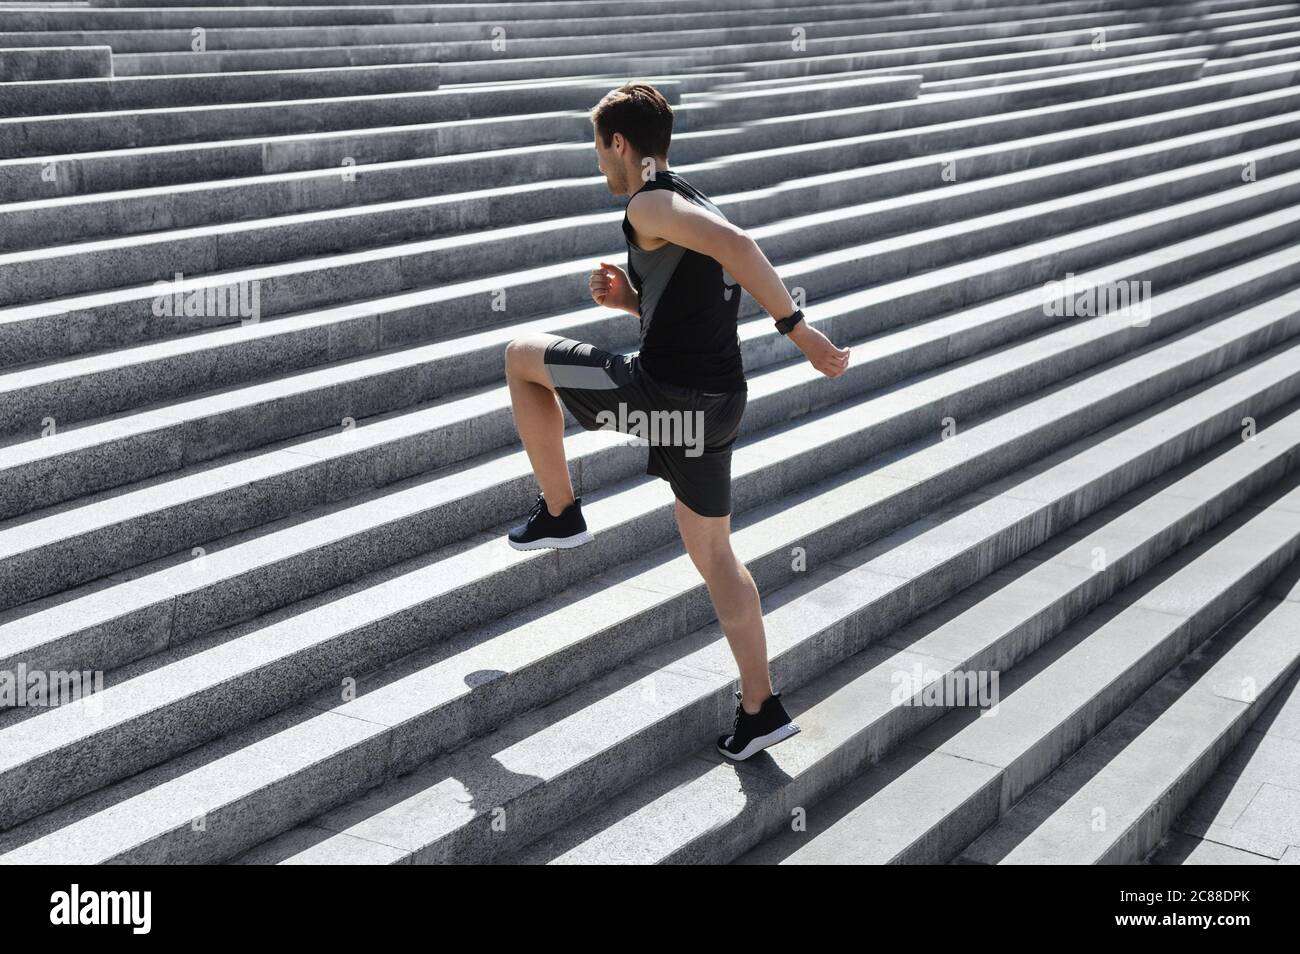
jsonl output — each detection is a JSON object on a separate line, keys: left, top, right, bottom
{"left": 628, "top": 158, "right": 670, "bottom": 195}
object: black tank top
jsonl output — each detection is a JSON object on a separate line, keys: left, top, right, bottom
{"left": 621, "top": 169, "right": 747, "bottom": 393}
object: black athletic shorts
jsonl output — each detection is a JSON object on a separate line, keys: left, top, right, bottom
{"left": 543, "top": 336, "right": 747, "bottom": 518}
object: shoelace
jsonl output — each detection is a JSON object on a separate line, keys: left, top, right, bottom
{"left": 729, "top": 693, "right": 746, "bottom": 741}
{"left": 526, "top": 492, "right": 547, "bottom": 524}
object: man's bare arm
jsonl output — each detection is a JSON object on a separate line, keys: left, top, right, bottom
{"left": 627, "top": 189, "right": 850, "bottom": 378}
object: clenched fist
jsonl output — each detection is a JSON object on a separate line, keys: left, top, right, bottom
{"left": 590, "top": 261, "right": 639, "bottom": 315}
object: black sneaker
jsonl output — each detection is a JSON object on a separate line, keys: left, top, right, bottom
{"left": 507, "top": 492, "right": 593, "bottom": 551}
{"left": 717, "top": 690, "right": 800, "bottom": 761}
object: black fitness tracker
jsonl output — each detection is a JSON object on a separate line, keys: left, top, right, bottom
{"left": 775, "top": 307, "right": 805, "bottom": 335}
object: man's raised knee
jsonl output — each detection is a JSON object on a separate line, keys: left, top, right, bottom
{"left": 505, "top": 333, "right": 557, "bottom": 385}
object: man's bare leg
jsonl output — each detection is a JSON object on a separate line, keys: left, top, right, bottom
{"left": 504, "top": 332, "right": 577, "bottom": 517}
{"left": 673, "top": 497, "right": 773, "bottom": 714}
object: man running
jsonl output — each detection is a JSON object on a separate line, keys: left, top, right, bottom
{"left": 503, "top": 82, "right": 850, "bottom": 761}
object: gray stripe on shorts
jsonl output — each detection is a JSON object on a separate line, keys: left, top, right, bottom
{"left": 547, "top": 362, "right": 622, "bottom": 390}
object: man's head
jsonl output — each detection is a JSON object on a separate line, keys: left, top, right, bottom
{"left": 591, "top": 82, "right": 673, "bottom": 196}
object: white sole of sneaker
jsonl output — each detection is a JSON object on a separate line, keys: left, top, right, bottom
{"left": 718, "top": 721, "right": 801, "bottom": 761}
{"left": 507, "top": 529, "right": 594, "bottom": 551}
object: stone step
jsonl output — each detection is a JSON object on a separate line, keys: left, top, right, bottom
{"left": 841, "top": 33, "right": 1204, "bottom": 82}
{"left": 1202, "top": 42, "right": 1300, "bottom": 71}
{"left": 0, "top": 44, "right": 111, "bottom": 80}
{"left": 0, "top": 62, "right": 447, "bottom": 117}
{"left": 113, "top": 42, "right": 447, "bottom": 77}
{"left": 1220, "top": 24, "right": 1300, "bottom": 55}
{"left": 1204, "top": 11, "right": 1300, "bottom": 42}
{"left": 917, "top": 45, "right": 1219, "bottom": 93}
{"left": 0, "top": 75, "right": 675, "bottom": 156}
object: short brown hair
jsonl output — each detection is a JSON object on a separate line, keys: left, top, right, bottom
{"left": 590, "top": 82, "right": 673, "bottom": 159}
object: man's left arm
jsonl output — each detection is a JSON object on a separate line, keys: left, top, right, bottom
{"left": 627, "top": 190, "right": 850, "bottom": 378}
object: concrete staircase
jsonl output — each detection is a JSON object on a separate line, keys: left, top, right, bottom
{"left": 2, "top": 0, "right": 1300, "bottom": 865}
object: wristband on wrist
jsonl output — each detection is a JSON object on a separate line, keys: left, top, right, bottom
{"left": 775, "top": 307, "right": 805, "bottom": 335}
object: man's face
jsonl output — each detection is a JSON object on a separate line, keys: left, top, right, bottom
{"left": 594, "top": 129, "right": 629, "bottom": 196}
